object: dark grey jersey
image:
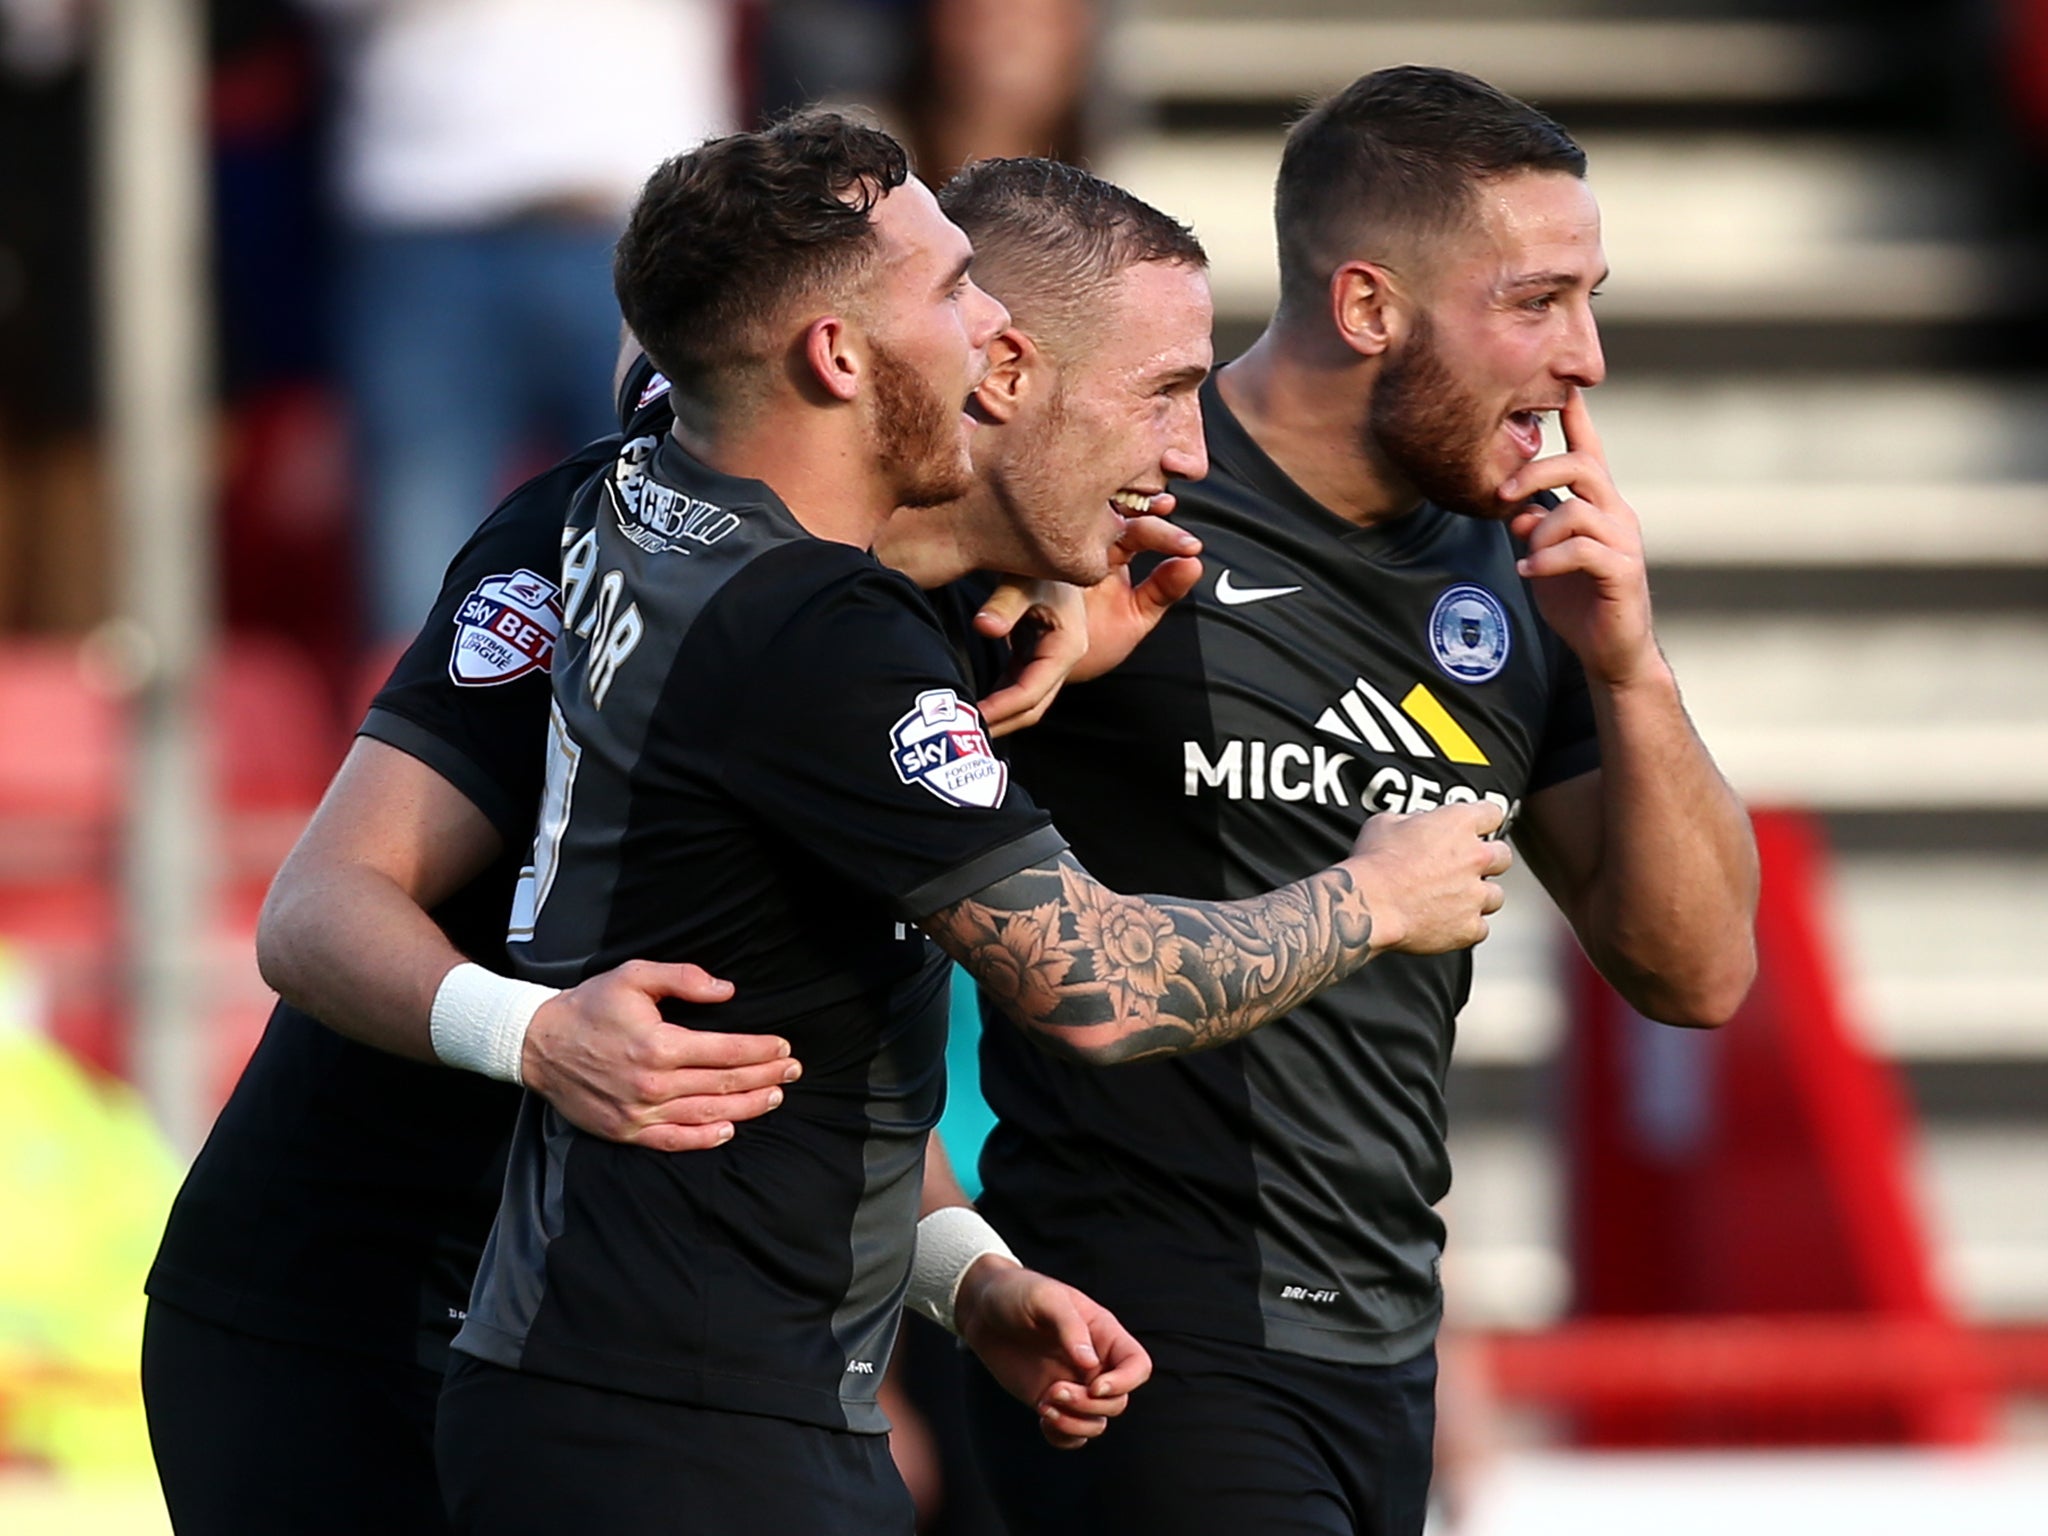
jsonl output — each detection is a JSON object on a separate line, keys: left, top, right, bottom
{"left": 453, "top": 432, "right": 1063, "bottom": 1431}
{"left": 983, "top": 379, "right": 1599, "bottom": 1365}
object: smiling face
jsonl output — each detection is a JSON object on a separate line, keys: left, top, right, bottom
{"left": 983, "top": 258, "right": 1214, "bottom": 583}
{"left": 1368, "top": 170, "right": 1606, "bottom": 517}
{"left": 858, "top": 178, "right": 1012, "bottom": 507}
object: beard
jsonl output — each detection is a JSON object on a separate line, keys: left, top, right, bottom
{"left": 988, "top": 382, "right": 1117, "bottom": 587}
{"left": 1367, "top": 313, "right": 1503, "bottom": 518}
{"left": 869, "top": 338, "right": 975, "bottom": 509}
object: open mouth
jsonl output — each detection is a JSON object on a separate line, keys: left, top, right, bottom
{"left": 1109, "top": 489, "right": 1160, "bottom": 516}
{"left": 1504, "top": 410, "right": 1551, "bottom": 460}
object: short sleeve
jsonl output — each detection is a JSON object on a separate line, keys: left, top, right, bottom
{"left": 359, "top": 452, "right": 606, "bottom": 843}
{"left": 1527, "top": 640, "right": 1601, "bottom": 793}
{"left": 713, "top": 564, "right": 1066, "bottom": 917}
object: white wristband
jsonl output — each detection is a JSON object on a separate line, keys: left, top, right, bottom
{"left": 429, "top": 962, "right": 559, "bottom": 1084}
{"left": 906, "top": 1205, "right": 1017, "bottom": 1336}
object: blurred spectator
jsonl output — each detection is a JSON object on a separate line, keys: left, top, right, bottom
{"left": 755, "top": 0, "right": 1098, "bottom": 186}
{"left": 754, "top": 0, "right": 921, "bottom": 125}
{"left": 917, "top": 0, "right": 1094, "bottom": 183}
{"left": 300, "top": 0, "right": 738, "bottom": 640}
{"left": 0, "top": 2, "right": 107, "bottom": 635}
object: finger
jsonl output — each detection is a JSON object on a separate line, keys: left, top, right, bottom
{"left": 1482, "top": 839, "right": 1515, "bottom": 879}
{"left": 974, "top": 582, "right": 1033, "bottom": 638}
{"left": 1037, "top": 1297, "right": 1102, "bottom": 1375}
{"left": 1462, "top": 799, "right": 1507, "bottom": 838}
{"left": 1037, "top": 1419, "right": 1089, "bottom": 1450}
{"left": 1560, "top": 385, "right": 1605, "bottom": 462}
{"left": 1041, "top": 1380, "right": 1123, "bottom": 1419}
{"left": 1039, "top": 1400, "right": 1111, "bottom": 1440}
{"left": 632, "top": 1120, "right": 736, "bottom": 1153}
{"left": 1516, "top": 535, "right": 1631, "bottom": 583}
{"left": 674, "top": 1083, "right": 787, "bottom": 1124}
{"left": 1508, "top": 507, "right": 1546, "bottom": 544}
{"left": 981, "top": 659, "right": 1067, "bottom": 739}
{"left": 652, "top": 1057, "right": 802, "bottom": 1100}
{"left": 1517, "top": 494, "right": 1626, "bottom": 557}
{"left": 1498, "top": 452, "right": 1603, "bottom": 506}
{"left": 1114, "top": 514, "right": 1201, "bottom": 559}
{"left": 1129, "top": 555, "right": 1204, "bottom": 619}
{"left": 1089, "top": 1326, "right": 1152, "bottom": 1396}
{"left": 646, "top": 1028, "right": 792, "bottom": 1070}
{"left": 1480, "top": 880, "right": 1505, "bottom": 917}
{"left": 625, "top": 961, "right": 737, "bottom": 1005}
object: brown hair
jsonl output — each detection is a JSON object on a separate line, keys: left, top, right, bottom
{"left": 940, "top": 157, "right": 1205, "bottom": 358}
{"left": 614, "top": 110, "right": 911, "bottom": 409}
{"left": 1275, "top": 66, "right": 1585, "bottom": 317}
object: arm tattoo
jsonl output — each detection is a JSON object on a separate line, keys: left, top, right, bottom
{"left": 921, "top": 852, "right": 1375, "bottom": 1065}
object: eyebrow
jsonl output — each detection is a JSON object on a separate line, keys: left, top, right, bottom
{"left": 1153, "top": 362, "right": 1211, "bottom": 390}
{"left": 1503, "top": 268, "right": 1610, "bottom": 292}
{"left": 938, "top": 251, "right": 973, "bottom": 295}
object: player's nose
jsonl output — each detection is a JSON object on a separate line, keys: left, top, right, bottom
{"left": 1161, "top": 393, "right": 1208, "bottom": 483}
{"left": 1558, "top": 305, "right": 1606, "bottom": 389}
{"left": 966, "top": 280, "right": 1009, "bottom": 352}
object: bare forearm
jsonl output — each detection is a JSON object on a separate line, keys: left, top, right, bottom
{"left": 924, "top": 852, "right": 1376, "bottom": 1065}
{"left": 256, "top": 864, "right": 468, "bottom": 1062}
{"left": 1579, "top": 658, "right": 1758, "bottom": 1024}
{"left": 921, "top": 1132, "right": 973, "bottom": 1216}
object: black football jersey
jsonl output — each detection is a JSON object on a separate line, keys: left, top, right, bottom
{"left": 981, "top": 377, "right": 1600, "bottom": 1364}
{"left": 452, "top": 428, "right": 1062, "bottom": 1432}
{"left": 145, "top": 366, "right": 675, "bottom": 1369}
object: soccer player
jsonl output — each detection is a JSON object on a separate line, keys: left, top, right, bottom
{"left": 965, "top": 67, "right": 1761, "bottom": 1536}
{"left": 142, "top": 150, "right": 1219, "bottom": 1533}
{"left": 137, "top": 161, "right": 1192, "bottom": 1536}
{"left": 432, "top": 115, "right": 1511, "bottom": 1534}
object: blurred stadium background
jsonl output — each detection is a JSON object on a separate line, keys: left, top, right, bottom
{"left": 1, "top": 0, "right": 2045, "bottom": 1531}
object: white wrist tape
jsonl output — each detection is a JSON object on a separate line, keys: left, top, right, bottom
{"left": 906, "top": 1205, "right": 1017, "bottom": 1336}
{"left": 429, "top": 962, "right": 559, "bottom": 1084}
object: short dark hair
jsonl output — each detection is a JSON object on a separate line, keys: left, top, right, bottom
{"left": 940, "top": 157, "right": 1206, "bottom": 358}
{"left": 614, "top": 110, "right": 910, "bottom": 407}
{"left": 1274, "top": 66, "right": 1586, "bottom": 315}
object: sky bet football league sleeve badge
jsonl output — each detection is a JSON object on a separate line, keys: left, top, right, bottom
{"left": 448, "top": 569, "right": 564, "bottom": 687}
{"left": 890, "top": 689, "right": 1008, "bottom": 809}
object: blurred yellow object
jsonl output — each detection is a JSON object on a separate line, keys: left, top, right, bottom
{"left": 0, "top": 1471, "right": 170, "bottom": 1535}
{"left": 0, "top": 942, "right": 182, "bottom": 1477}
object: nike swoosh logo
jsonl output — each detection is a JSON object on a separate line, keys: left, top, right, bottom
{"left": 1215, "top": 569, "right": 1304, "bottom": 606}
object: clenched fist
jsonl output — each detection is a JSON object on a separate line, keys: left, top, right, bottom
{"left": 1342, "top": 801, "right": 1512, "bottom": 955}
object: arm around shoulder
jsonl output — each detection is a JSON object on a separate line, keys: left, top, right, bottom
{"left": 920, "top": 800, "right": 1512, "bottom": 1065}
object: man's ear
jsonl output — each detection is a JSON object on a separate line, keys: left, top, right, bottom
{"left": 970, "top": 326, "right": 1039, "bottom": 425}
{"left": 802, "top": 315, "right": 861, "bottom": 402}
{"left": 1329, "top": 261, "right": 1399, "bottom": 359}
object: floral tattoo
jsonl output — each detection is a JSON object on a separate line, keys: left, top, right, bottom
{"left": 923, "top": 853, "right": 1376, "bottom": 1064}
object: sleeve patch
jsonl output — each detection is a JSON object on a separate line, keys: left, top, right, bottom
{"left": 890, "top": 689, "right": 1008, "bottom": 808}
{"left": 449, "top": 569, "right": 564, "bottom": 687}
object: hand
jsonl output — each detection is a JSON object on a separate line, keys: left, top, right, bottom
{"left": 974, "top": 579, "right": 1088, "bottom": 737}
{"left": 520, "top": 961, "right": 800, "bottom": 1151}
{"left": 1072, "top": 507, "right": 1203, "bottom": 684}
{"left": 955, "top": 1255, "right": 1153, "bottom": 1450}
{"left": 1345, "top": 802, "right": 1512, "bottom": 955}
{"left": 1499, "top": 389, "right": 1660, "bottom": 688}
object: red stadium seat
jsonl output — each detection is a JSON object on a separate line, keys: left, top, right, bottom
{"left": 0, "top": 637, "right": 339, "bottom": 1088}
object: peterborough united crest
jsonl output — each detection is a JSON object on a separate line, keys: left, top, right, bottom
{"left": 1428, "top": 584, "right": 1511, "bottom": 684}
{"left": 890, "top": 689, "right": 1007, "bottom": 808}
{"left": 448, "top": 569, "right": 563, "bottom": 687}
